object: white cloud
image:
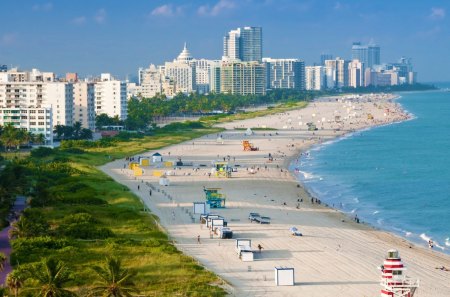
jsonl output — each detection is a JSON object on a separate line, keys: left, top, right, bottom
{"left": 72, "top": 16, "right": 87, "bottom": 25}
{"left": 0, "top": 33, "right": 17, "bottom": 46}
{"left": 32, "top": 2, "right": 53, "bottom": 11}
{"left": 430, "top": 7, "right": 445, "bottom": 20}
{"left": 150, "top": 4, "right": 183, "bottom": 17}
{"left": 94, "top": 8, "right": 107, "bottom": 24}
{"left": 198, "top": 0, "right": 235, "bottom": 16}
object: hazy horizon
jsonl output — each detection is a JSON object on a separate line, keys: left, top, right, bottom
{"left": 0, "top": 0, "right": 448, "bottom": 82}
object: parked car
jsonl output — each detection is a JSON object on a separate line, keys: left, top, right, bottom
{"left": 248, "top": 212, "right": 260, "bottom": 222}
{"left": 255, "top": 216, "right": 271, "bottom": 224}
{"left": 219, "top": 227, "right": 233, "bottom": 239}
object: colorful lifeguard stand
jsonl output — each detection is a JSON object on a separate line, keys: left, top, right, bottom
{"left": 242, "top": 140, "right": 259, "bottom": 151}
{"left": 204, "top": 187, "right": 226, "bottom": 208}
{"left": 380, "top": 249, "right": 419, "bottom": 297}
{"left": 215, "top": 162, "right": 232, "bottom": 178}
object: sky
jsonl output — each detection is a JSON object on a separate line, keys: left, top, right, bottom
{"left": 0, "top": 0, "right": 449, "bottom": 82}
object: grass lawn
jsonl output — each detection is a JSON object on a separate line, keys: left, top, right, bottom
{"left": 8, "top": 100, "right": 309, "bottom": 296}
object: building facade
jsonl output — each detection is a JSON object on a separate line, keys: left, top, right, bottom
{"left": 220, "top": 61, "right": 265, "bottom": 96}
{"left": 94, "top": 73, "right": 127, "bottom": 120}
{"left": 263, "top": 58, "right": 305, "bottom": 90}
{"left": 348, "top": 59, "right": 365, "bottom": 88}
{"left": 325, "top": 58, "right": 349, "bottom": 88}
{"left": 352, "top": 42, "right": 380, "bottom": 69}
{"left": 305, "top": 66, "right": 325, "bottom": 90}
{"left": 73, "top": 82, "right": 95, "bottom": 130}
{"left": 164, "top": 44, "right": 196, "bottom": 94}
{"left": 223, "top": 27, "right": 262, "bottom": 62}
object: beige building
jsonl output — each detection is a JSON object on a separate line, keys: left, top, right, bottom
{"left": 73, "top": 82, "right": 95, "bottom": 130}
{"left": 348, "top": 59, "right": 364, "bottom": 88}
{"left": 220, "top": 61, "right": 265, "bottom": 96}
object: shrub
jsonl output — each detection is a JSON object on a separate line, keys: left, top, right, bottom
{"left": 30, "top": 147, "right": 54, "bottom": 158}
{"left": 10, "top": 236, "right": 72, "bottom": 263}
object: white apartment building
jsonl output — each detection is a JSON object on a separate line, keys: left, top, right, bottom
{"left": 263, "top": 58, "right": 305, "bottom": 90}
{"left": 348, "top": 59, "right": 365, "bottom": 88}
{"left": 94, "top": 73, "right": 127, "bottom": 120}
{"left": 0, "top": 107, "right": 53, "bottom": 144}
{"left": 73, "top": 82, "right": 95, "bottom": 130}
{"left": 164, "top": 44, "right": 196, "bottom": 94}
{"left": 194, "top": 59, "right": 221, "bottom": 94}
{"left": 305, "top": 66, "right": 325, "bottom": 90}
{"left": 325, "top": 58, "right": 349, "bottom": 88}
{"left": 44, "top": 82, "right": 74, "bottom": 126}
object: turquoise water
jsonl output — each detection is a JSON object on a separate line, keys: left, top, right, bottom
{"left": 292, "top": 89, "right": 450, "bottom": 252}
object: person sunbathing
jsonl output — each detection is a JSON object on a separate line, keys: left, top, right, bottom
{"left": 435, "top": 266, "right": 449, "bottom": 271}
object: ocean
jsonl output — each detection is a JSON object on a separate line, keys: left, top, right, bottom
{"left": 292, "top": 88, "right": 450, "bottom": 253}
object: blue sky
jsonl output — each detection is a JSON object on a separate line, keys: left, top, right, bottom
{"left": 0, "top": 0, "right": 449, "bottom": 82}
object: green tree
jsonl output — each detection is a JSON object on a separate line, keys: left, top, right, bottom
{"left": 0, "top": 123, "right": 18, "bottom": 152}
{"left": 0, "top": 252, "right": 6, "bottom": 272}
{"left": 36, "top": 133, "right": 46, "bottom": 145}
{"left": 7, "top": 269, "right": 26, "bottom": 297}
{"left": 26, "top": 257, "right": 76, "bottom": 297}
{"left": 88, "top": 256, "right": 137, "bottom": 297}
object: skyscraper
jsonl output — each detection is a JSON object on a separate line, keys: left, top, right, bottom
{"left": 320, "top": 53, "right": 333, "bottom": 66}
{"left": 220, "top": 61, "right": 265, "bottom": 95}
{"left": 348, "top": 59, "right": 364, "bottom": 88}
{"left": 223, "top": 27, "right": 262, "bottom": 62}
{"left": 263, "top": 58, "right": 305, "bottom": 90}
{"left": 351, "top": 42, "right": 380, "bottom": 69}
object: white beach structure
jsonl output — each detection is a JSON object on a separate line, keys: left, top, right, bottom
{"left": 245, "top": 128, "right": 253, "bottom": 136}
{"left": 274, "top": 267, "right": 295, "bottom": 286}
{"left": 193, "top": 202, "right": 210, "bottom": 215}
{"left": 152, "top": 152, "right": 163, "bottom": 163}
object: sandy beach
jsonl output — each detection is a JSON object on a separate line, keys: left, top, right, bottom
{"left": 101, "top": 94, "right": 450, "bottom": 297}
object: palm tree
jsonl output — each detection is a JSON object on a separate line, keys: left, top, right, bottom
{"left": 7, "top": 269, "right": 25, "bottom": 297}
{"left": 88, "top": 256, "right": 137, "bottom": 297}
{"left": 26, "top": 257, "right": 76, "bottom": 297}
{"left": 36, "top": 133, "right": 46, "bottom": 145}
{"left": 0, "top": 123, "right": 18, "bottom": 152}
{"left": 0, "top": 252, "right": 7, "bottom": 272}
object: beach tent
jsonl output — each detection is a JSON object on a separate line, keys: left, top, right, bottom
{"left": 152, "top": 152, "right": 163, "bottom": 163}
{"left": 193, "top": 202, "right": 210, "bottom": 215}
{"left": 159, "top": 175, "right": 170, "bottom": 186}
{"left": 275, "top": 267, "right": 295, "bottom": 286}
{"left": 245, "top": 128, "right": 253, "bottom": 136}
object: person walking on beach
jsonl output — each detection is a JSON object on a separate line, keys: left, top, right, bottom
{"left": 197, "top": 235, "right": 201, "bottom": 244}
{"left": 137, "top": 185, "right": 140, "bottom": 190}
{"left": 149, "top": 189, "right": 152, "bottom": 196}
{"left": 257, "top": 244, "right": 263, "bottom": 253}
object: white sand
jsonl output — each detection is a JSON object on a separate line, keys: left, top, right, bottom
{"left": 101, "top": 95, "right": 450, "bottom": 296}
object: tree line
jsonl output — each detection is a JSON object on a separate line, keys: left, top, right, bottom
{"left": 104, "top": 89, "right": 322, "bottom": 131}
{"left": 0, "top": 124, "right": 46, "bottom": 152}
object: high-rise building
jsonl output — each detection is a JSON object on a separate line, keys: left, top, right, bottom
{"left": 137, "top": 64, "right": 163, "bottom": 98}
{"left": 263, "top": 58, "right": 305, "bottom": 90}
{"left": 194, "top": 59, "right": 220, "bottom": 94}
{"left": 164, "top": 44, "right": 197, "bottom": 94}
{"left": 320, "top": 53, "right": 333, "bottom": 66}
{"left": 325, "top": 58, "right": 349, "bottom": 88}
{"left": 348, "top": 59, "right": 365, "bottom": 88}
{"left": 94, "top": 73, "right": 127, "bottom": 120}
{"left": 73, "top": 82, "right": 95, "bottom": 130}
{"left": 352, "top": 42, "right": 380, "bottom": 69}
{"left": 209, "top": 63, "right": 222, "bottom": 94}
{"left": 223, "top": 27, "right": 262, "bottom": 62}
{"left": 305, "top": 66, "right": 326, "bottom": 90}
{"left": 220, "top": 61, "right": 265, "bottom": 96}
{"left": 44, "top": 82, "right": 74, "bottom": 126}
{"left": 66, "top": 73, "right": 78, "bottom": 83}
{"left": 0, "top": 107, "right": 53, "bottom": 144}
{"left": 0, "top": 65, "right": 7, "bottom": 72}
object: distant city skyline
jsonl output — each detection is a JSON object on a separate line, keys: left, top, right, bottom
{"left": 0, "top": 0, "right": 449, "bottom": 81}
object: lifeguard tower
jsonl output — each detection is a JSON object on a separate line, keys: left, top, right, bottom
{"left": 380, "top": 249, "right": 419, "bottom": 297}
{"left": 204, "top": 187, "right": 226, "bottom": 208}
{"left": 214, "top": 162, "right": 232, "bottom": 178}
{"left": 242, "top": 140, "right": 259, "bottom": 151}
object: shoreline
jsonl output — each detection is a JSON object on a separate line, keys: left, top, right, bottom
{"left": 101, "top": 93, "right": 450, "bottom": 296}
